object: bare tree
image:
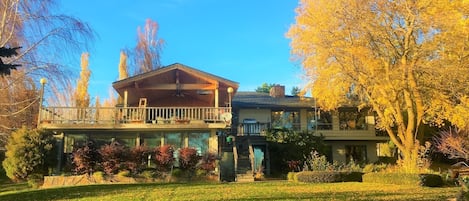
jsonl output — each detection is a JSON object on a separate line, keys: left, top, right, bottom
{"left": 0, "top": 0, "right": 94, "bottom": 145}
{"left": 434, "top": 128, "right": 469, "bottom": 162}
{"left": 127, "top": 18, "right": 164, "bottom": 75}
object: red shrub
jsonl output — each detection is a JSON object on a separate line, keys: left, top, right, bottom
{"left": 178, "top": 147, "right": 201, "bottom": 171}
{"left": 154, "top": 145, "right": 175, "bottom": 172}
{"left": 72, "top": 141, "right": 100, "bottom": 175}
{"left": 99, "top": 141, "right": 128, "bottom": 175}
{"left": 127, "top": 145, "right": 152, "bottom": 174}
{"left": 199, "top": 152, "right": 217, "bottom": 173}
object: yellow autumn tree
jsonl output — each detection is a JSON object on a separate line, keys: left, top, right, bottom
{"left": 118, "top": 51, "right": 129, "bottom": 80}
{"left": 288, "top": 0, "right": 469, "bottom": 172}
{"left": 74, "top": 52, "right": 91, "bottom": 108}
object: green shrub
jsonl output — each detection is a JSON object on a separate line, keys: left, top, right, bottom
{"left": 287, "top": 172, "right": 297, "bottom": 181}
{"left": 2, "top": 127, "right": 56, "bottom": 181}
{"left": 140, "top": 170, "right": 156, "bottom": 180}
{"left": 295, "top": 171, "right": 341, "bottom": 183}
{"left": 92, "top": 171, "right": 105, "bottom": 183}
{"left": 363, "top": 172, "right": 420, "bottom": 186}
{"left": 27, "top": 174, "right": 44, "bottom": 188}
{"left": 363, "top": 163, "right": 388, "bottom": 173}
{"left": 341, "top": 172, "right": 364, "bottom": 182}
{"left": 117, "top": 170, "right": 131, "bottom": 177}
{"left": 419, "top": 174, "right": 443, "bottom": 187}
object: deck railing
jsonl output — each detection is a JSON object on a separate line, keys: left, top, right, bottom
{"left": 236, "top": 123, "right": 270, "bottom": 136}
{"left": 39, "top": 106, "right": 232, "bottom": 125}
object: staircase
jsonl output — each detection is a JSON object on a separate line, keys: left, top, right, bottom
{"left": 234, "top": 135, "right": 268, "bottom": 182}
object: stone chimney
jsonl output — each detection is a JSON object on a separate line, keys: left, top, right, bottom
{"left": 269, "top": 85, "right": 285, "bottom": 98}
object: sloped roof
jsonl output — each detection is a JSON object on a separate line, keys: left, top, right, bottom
{"left": 232, "top": 92, "right": 316, "bottom": 109}
{"left": 112, "top": 63, "right": 239, "bottom": 88}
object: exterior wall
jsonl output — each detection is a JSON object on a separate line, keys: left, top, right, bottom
{"left": 300, "top": 109, "right": 308, "bottom": 131}
{"left": 238, "top": 109, "right": 271, "bottom": 123}
{"left": 328, "top": 141, "right": 379, "bottom": 163}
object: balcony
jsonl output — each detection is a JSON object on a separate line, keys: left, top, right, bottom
{"left": 39, "top": 106, "right": 232, "bottom": 130}
{"left": 236, "top": 122, "right": 270, "bottom": 136}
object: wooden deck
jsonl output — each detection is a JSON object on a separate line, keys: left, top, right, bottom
{"left": 39, "top": 106, "right": 232, "bottom": 130}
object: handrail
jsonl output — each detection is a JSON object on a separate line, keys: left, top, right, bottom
{"left": 39, "top": 106, "right": 231, "bottom": 125}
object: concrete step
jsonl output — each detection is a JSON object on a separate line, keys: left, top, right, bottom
{"left": 236, "top": 173, "right": 254, "bottom": 182}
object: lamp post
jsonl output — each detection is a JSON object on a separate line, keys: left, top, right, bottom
{"left": 37, "top": 78, "right": 47, "bottom": 127}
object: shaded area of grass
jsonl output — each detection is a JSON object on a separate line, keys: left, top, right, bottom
{"left": 0, "top": 181, "right": 461, "bottom": 201}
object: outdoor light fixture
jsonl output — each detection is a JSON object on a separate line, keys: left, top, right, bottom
{"left": 37, "top": 78, "right": 47, "bottom": 127}
{"left": 227, "top": 87, "right": 234, "bottom": 108}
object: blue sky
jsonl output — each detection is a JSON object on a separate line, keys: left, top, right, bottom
{"left": 60, "top": 0, "right": 304, "bottom": 99}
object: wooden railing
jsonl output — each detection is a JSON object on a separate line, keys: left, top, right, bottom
{"left": 39, "top": 106, "right": 232, "bottom": 125}
{"left": 237, "top": 123, "right": 270, "bottom": 136}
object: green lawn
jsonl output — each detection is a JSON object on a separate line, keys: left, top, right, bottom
{"left": 0, "top": 181, "right": 461, "bottom": 201}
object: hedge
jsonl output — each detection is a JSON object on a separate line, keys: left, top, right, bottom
{"left": 363, "top": 172, "right": 443, "bottom": 187}
{"left": 295, "top": 171, "right": 363, "bottom": 183}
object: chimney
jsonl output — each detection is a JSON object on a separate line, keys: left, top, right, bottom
{"left": 269, "top": 85, "right": 285, "bottom": 98}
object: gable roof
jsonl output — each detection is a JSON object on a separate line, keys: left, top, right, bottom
{"left": 112, "top": 63, "right": 239, "bottom": 88}
{"left": 233, "top": 92, "right": 316, "bottom": 109}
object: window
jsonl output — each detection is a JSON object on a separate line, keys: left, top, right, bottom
{"left": 307, "top": 110, "right": 333, "bottom": 130}
{"left": 64, "top": 134, "right": 88, "bottom": 153}
{"left": 188, "top": 132, "right": 210, "bottom": 154}
{"left": 345, "top": 145, "right": 367, "bottom": 163}
{"left": 141, "top": 133, "right": 163, "bottom": 148}
{"left": 271, "top": 110, "right": 300, "bottom": 130}
{"left": 165, "top": 133, "right": 182, "bottom": 149}
{"left": 338, "top": 107, "right": 368, "bottom": 130}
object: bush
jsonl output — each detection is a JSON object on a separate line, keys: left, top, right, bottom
{"left": 198, "top": 152, "right": 217, "bottom": 175}
{"left": 139, "top": 170, "right": 156, "bottom": 180}
{"left": 154, "top": 145, "right": 175, "bottom": 172}
{"left": 27, "top": 174, "right": 44, "bottom": 188}
{"left": 92, "top": 171, "right": 105, "bottom": 183}
{"left": 72, "top": 140, "right": 100, "bottom": 175}
{"left": 287, "top": 172, "right": 297, "bottom": 181}
{"left": 99, "top": 141, "right": 128, "bottom": 175}
{"left": 341, "top": 172, "right": 364, "bottom": 182}
{"left": 2, "top": 127, "right": 56, "bottom": 181}
{"left": 363, "top": 163, "right": 388, "bottom": 173}
{"left": 127, "top": 145, "right": 152, "bottom": 174}
{"left": 295, "top": 171, "right": 341, "bottom": 183}
{"left": 419, "top": 174, "right": 443, "bottom": 187}
{"left": 363, "top": 172, "right": 420, "bottom": 186}
{"left": 179, "top": 147, "right": 201, "bottom": 171}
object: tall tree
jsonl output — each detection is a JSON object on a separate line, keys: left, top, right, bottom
{"left": 287, "top": 0, "right": 469, "bottom": 172}
{"left": 127, "top": 19, "right": 164, "bottom": 75}
{"left": 74, "top": 52, "right": 91, "bottom": 108}
{"left": 118, "top": 51, "right": 128, "bottom": 80}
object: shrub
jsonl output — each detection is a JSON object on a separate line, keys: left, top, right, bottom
{"left": 198, "top": 152, "right": 217, "bottom": 175}
{"left": 287, "top": 172, "right": 297, "bottom": 181}
{"left": 140, "top": 170, "right": 156, "bottom": 180}
{"left": 363, "top": 172, "right": 420, "bottom": 186}
{"left": 92, "top": 171, "right": 105, "bottom": 183}
{"left": 295, "top": 171, "right": 341, "bottom": 183}
{"left": 303, "top": 151, "right": 333, "bottom": 171}
{"left": 2, "top": 127, "right": 56, "bottom": 181}
{"left": 154, "top": 145, "right": 175, "bottom": 172}
{"left": 295, "top": 171, "right": 363, "bottom": 183}
{"left": 363, "top": 163, "right": 388, "bottom": 173}
{"left": 127, "top": 145, "right": 152, "bottom": 174}
{"left": 178, "top": 147, "right": 201, "bottom": 179}
{"left": 419, "top": 174, "right": 443, "bottom": 187}
{"left": 27, "top": 174, "right": 44, "bottom": 188}
{"left": 99, "top": 141, "right": 128, "bottom": 175}
{"left": 72, "top": 140, "right": 100, "bottom": 175}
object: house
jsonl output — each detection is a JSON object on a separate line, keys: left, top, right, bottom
{"left": 39, "top": 63, "right": 238, "bottom": 176}
{"left": 38, "top": 63, "right": 389, "bottom": 181}
{"left": 231, "top": 85, "right": 389, "bottom": 175}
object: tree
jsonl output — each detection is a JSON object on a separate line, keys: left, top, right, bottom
{"left": 127, "top": 19, "right": 164, "bottom": 75}
{"left": 0, "top": 46, "right": 21, "bottom": 76}
{"left": 0, "top": 0, "right": 94, "bottom": 141}
{"left": 118, "top": 51, "right": 129, "bottom": 80}
{"left": 74, "top": 52, "right": 91, "bottom": 108}
{"left": 287, "top": 0, "right": 469, "bottom": 172}
{"left": 434, "top": 129, "right": 469, "bottom": 162}
{"left": 255, "top": 83, "right": 276, "bottom": 93}
{"left": 291, "top": 86, "right": 301, "bottom": 97}
{"left": 2, "top": 127, "right": 56, "bottom": 181}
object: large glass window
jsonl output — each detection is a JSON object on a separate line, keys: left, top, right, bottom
{"left": 338, "top": 107, "right": 368, "bottom": 130}
{"left": 271, "top": 110, "right": 300, "bottom": 130}
{"left": 141, "top": 133, "right": 163, "bottom": 148}
{"left": 345, "top": 145, "right": 367, "bottom": 163}
{"left": 165, "top": 133, "right": 182, "bottom": 149}
{"left": 64, "top": 134, "right": 88, "bottom": 153}
{"left": 307, "top": 110, "right": 333, "bottom": 130}
{"left": 188, "top": 132, "right": 210, "bottom": 154}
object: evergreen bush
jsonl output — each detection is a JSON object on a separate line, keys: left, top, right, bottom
{"left": 2, "top": 127, "right": 56, "bottom": 181}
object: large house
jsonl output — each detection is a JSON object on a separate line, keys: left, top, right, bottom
{"left": 38, "top": 63, "right": 389, "bottom": 181}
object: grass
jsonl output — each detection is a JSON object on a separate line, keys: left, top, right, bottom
{"left": 0, "top": 181, "right": 461, "bottom": 201}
